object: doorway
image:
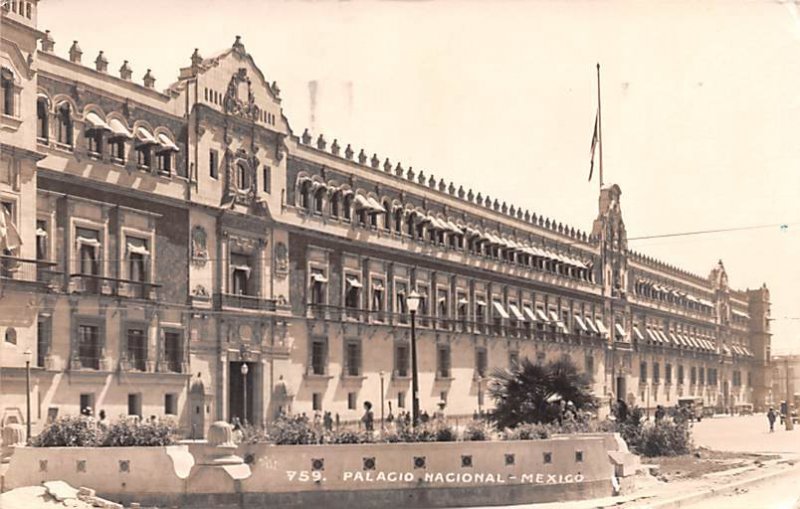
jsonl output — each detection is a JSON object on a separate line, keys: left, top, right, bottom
{"left": 229, "top": 361, "right": 255, "bottom": 425}
{"left": 616, "top": 376, "right": 626, "bottom": 403}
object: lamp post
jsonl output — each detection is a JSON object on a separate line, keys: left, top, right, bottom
{"left": 407, "top": 290, "right": 422, "bottom": 428}
{"left": 786, "top": 357, "right": 794, "bottom": 431}
{"left": 241, "top": 362, "right": 249, "bottom": 425}
{"left": 24, "top": 348, "right": 32, "bottom": 443}
{"left": 379, "top": 370, "right": 385, "bottom": 432}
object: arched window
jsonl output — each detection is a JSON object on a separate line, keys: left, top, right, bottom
{"left": 406, "top": 212, "right": 415, "bottom": 237}
{"left": 394, "top": 208, "right": 403, "bottom": 233}
{"left": 236, "top": 162, "right": 249, "bottom": 190}
{"left": 56, "top": 103, "right": 73, "bottom": 145}
{"left": 299, "top": 180, "right": 311, "bottom": 209}
{"left": 36, "top": 97, "right": 49, "bottom": 140}
{"left": 342, "top": 193, "right": 352, "bottom": 221}
{"left": 1, "top": 68, "right": 14, "bottom": 117}
{"left": 313, "top": 187, "right": 325, "bottom": 214}
{"left": 383, "top": 201, "right": 391, "bottom": 230}
{"left": 330, "top": 191, "right": 340, "bottom": 218}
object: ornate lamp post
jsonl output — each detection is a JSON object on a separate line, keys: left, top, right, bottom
{"left": 24, "top": 348, "right": 32, "bottom": 442}
{"left": 240, "top": 362, "right": 249, "bottom": 425}
{"left": 407, "top": 290, "right": 422, "bottom": 428}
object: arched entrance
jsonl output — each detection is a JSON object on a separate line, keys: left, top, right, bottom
{"left": 189, "top": 377, "right": 206, "bottom": 439}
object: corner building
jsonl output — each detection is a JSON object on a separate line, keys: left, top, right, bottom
{"left": 0, "top": 1, "right": 772, "bottom": 437}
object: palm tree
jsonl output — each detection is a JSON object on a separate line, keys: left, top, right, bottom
{"left": 488, "top": 356, "right": 596, "bottom": 430}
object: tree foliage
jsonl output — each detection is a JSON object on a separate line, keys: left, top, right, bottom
{"left": 488, "top": 356, "right": 597, "bottom": 430}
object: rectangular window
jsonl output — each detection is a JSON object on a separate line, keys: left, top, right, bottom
{"left": 437, "top": 345, "right": 451, "bottom": 378}
{"left": 639, "top": 361, "right": 647, "bottom": 382}
{"left": 127, "top": 328, "right": 147, "bottom": 371}
{"left": 86, "top": 130, "right": 103, "bottom": 156}
{"left": 77, "top": 324, "right": 100, "bottom": 369}
{"left": 110, "top": 139, "right": 125, "bottom": 163}
{"left": 395, "top": 280, "right": 408, "bottom": 323}
{"left": 128, "top": 393, "right": 142, "bottom": 417}
{"left": 36, "top": 318, "right": 49, "bottom": 368}
{"left": 678, "top": 365, "right": 684, "bottom": 385}
{"left": 230, "top": 253, "right": 252, "bottom": 296}
{"left": 699, "top": 367, "right": 705, "bottom": 385}
{"left": 36, "top": 220, "right": 48, "bottom": 261}
{"left": 347, "top": 392, "right": 357, "bottom": 410}
{"left": 665, "top": 364, "right": 672, "bottom": 384}
{"left": 262, "top": 166, "right": 271, "bottom": 193}
{"left": 416, "top": 284, "right": 429, "bottom": 326}
{"left": 585, "top": 355, "right": 594, "bottom": 378}
{"left": 440, "top": 391, "right": 448, "bottom": 404}
{"left": 312, "top": 393, "right": 322, "bottom": 411}
{"left": 311, "top": 338, "right": 326, "bottom": 375}
{"left": 371, "top": 279, "right": 385, "bottom": 321}
{"left": 397, "top": 391, "right": 406, "bottom": 409}
{"left": 164, "top": 393, "right": 177, "bottom": 415}
{"left": 164, "top": 331, "right": 182, "bottom": 373}
{"left": 475, "top": 347, "right": 487, "bottom": 378}
{"left": 209, "top": 150, "right": 218, "bottom": 179}
{"left": 653, "top": 363, "right": 660, "bottom": 384}
{"left": 79, "top": 393, "right": 95, "bottom": 416}
{"left": 137, "top": 147, "right": 151, "bottom": 169}
{"left": 690, "top": 367, "right": 697, "bottom": 385}
{"left": 394, "top": 343, "right": 409, "bottom": 377}
{"left": 344, "top": 340, "right": 362, "bottom": 377}
{"left": 309, "top": 268, "right": 327, "bottom": 306}
{"left": 156, "top": 151, "right": 172, "bottom": 175}
{"left": 345, "top": 274, "right": 362, "bottom": 310}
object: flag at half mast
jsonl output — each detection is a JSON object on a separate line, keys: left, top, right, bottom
{"left": 589, "top": 63, "right": 603, "bottom": 185}
{"left": 589, "top": 110, "right": 599, "bottom": 181}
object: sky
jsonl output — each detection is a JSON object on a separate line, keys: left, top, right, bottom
{"left": 39, "top": 0, "right": 800, "bottom": 354}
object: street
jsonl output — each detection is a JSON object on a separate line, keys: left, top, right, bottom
{"left": 692, "top": 414, "right": 800, "bottom": 455}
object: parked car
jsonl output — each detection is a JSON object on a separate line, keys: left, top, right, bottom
{"left": 677, "top": 397, "right": 704, "bottom": 421}
{"left": 779, "top": 401, "right": 799, "bottom": 425}
{"left": 738, "top": 403, "right": 754, "bottom": 415}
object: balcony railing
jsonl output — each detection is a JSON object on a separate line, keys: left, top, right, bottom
{"left": 69, "top": 274, "right": 160, "bottom": 299}
{"left": 0, "top": 256, "right": 60, "bottom": 286}
{"left": 215, "top": 292, "right": 277, "bottom": 311}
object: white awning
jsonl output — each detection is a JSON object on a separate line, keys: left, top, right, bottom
{"left": 536, "top": 309, "right": 549, "bottom": 322}
{"left": 366, "top": 196, "right": 386, "bottom": 213}
{"left": 108, "top": 118, "right": 134, "bottom": 139}
{"left": 523, "top": 306, "right": 537, "bottom": 322}
{"left": 446, "top": 220, "right": 463, "bottom": 235}
{"left": 595, "top": 319, "right": 608, "bottom": 335}
{"left": 475, "top": 298, "right": 487, "bottom": 306}
{"left": 574, "top": 315, "right": 589, "bottom": 332}
{"left": 722, "top": 344, "right": 731, "bottom": 355}
{"left": 656, "top": 330, "right": 670, "bottom": 344}
{"left": 0, "top": 207, "right": 22, "bottom": 251}
{"left": 492, "top": 301, "right": 510, "bottom": 319}
{"left": 548, "top": 310, "right": 560, "bottom": 323}
{"left": 156, "top": 132, "right": 180, "bottom": 152}
{"left": 584, "top": 317, "right": 599, "bottom": 334}
{"left": 508, "top": 303, "right": 525, "bottom": 321}
{"left": 457, "top": 297, "right": 470, "bottom": 305}
{"left": 699, "top": 298, "right": 714, "bottom": 307}
{"left": 614, "top": 323, "right": 626, "bottom": 338}
{"left": 354, "top": 194, "right": 382, "bottom": 213}
{"left": 346, "top": 277, "right": 363, "bottom": 288}
{"left": 135, "top": 126, "right": 159, "bottom": 145}
{"left": 76, "top": 236, "right": 101, "bottom": 248}
{"left": 230, "top": 264, "right": 251, "bottom": 276}
{"left": 127, "top": 242, "right": 150, "bottom": 256}
{"left": 732, "top": 309, "right": 750, "bottom": 320}
{"left": 36, "top": 227, "right": 47, "bottom": 237}
{"left": 311, "top": 273, "right": 328, "bottom": 283}
{"left": 632, "top": 326, "right": 644, "bottom": 341}
{"left": 646, "top": 328, "right": 660, "bottom": 343}
{"left": 85, "top": 112, "right": 111, "bottom": 131}
{"left": 669, "top": 332, "right": 681, "bottom": 346}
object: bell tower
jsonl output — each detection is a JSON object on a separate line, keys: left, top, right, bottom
{"left": 1, "top": 0, "right": 40, "bottom": 31}
{"left": 592, "top": 184, "right": 628, "bottom": 299}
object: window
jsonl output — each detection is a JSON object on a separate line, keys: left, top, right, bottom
{"left": 4, "top": 327, "right": 16, "bottom": 345}
{"left": 110, "top": 138, "right": 126, "bottom": 163}
{"left": 262, "top": 166, "right": 271, "bottom": 193}
{"left": 344, "top": 340, "right": 362, "bottom": 377}
{"left": 230, "top": 253, "right": 252, "bottom": 296}
{"left": 536, "top": 351, "right": 546, "bottom": 365}
{"left": 653, "top": 363, "right": 660, "bottom": 384}
{"left": 665, "top": 364, "right": 672, "bottom": 384}
{"left": 309, "top": 268, "right": 327, "bottom": 305}
{"left": 35, "top": 220, "right": 47, "bottom": 261}
{"left": 699, "top": 367, "right": 705, "bottom": 385}
{"left": 86, "top": 128, "right": 102, "bottom": 156}
{"left": 56, "top": 104, "right": 73, "bottom": 145}
{"left": 437, "top": 345, "right": 451, "bottom": 378}
{"left": 299, "top": 180, "right": 311, "bottom": 209}
{"left": 383, "top": 201, "right": 391, "bottom": 230}
{"left": 416, "top": 284, "right": 429, "bottom": 326}
{"left": 77, "top": 324, "right": 100, "bottom": 369}
{"left": 1, "top": 68, "right": 14, "bottom": 116}
{"left": 312, "top": 393, "right": 322, "bottom": 411}
{"left": 397, "top": 391, "right": 406, "bottom": 408}
{"left": 165, "top": 393, "right": 177, "bottom": 415}
{"left": 209, "top": 150, "right": 218, "bottom": 179}
{"left": 437, "top": 288, "right": 449, "bottom": 324}
{"left": 236, "top": 161, "right": 250, "bottom": 190}
{"left": 371, "top": 279, "right": 385, "bottom": 320}
{"left": 127, "top": 237, "right": 149, "bottom": 297}
{"left": 639, "top": 361, "right": 647, "bottom": 382}
{"left": 509, "top": 351, "right": 519, "bottom": 369}
{"left": 313, "top": 187, "right": 325, "bottom": 214}
{"left": 678, "top": 365, "right": 684, "bottom": 385}
{"left": 76, "top": 228, "right": 100, "bottom": 290}
{"left": 475, "top": 347, "right": 487, "bottom": 378}
{"left": 394, "top": 208, "right": 403, "bottom": 233}
{"left": 79, "top": 393, "right": 95, "bottom": 416}
{"left": 128, "top": 393, "right": 142, "bottom": 417}
{"left": 348, "top": 392, "right": 357, "bottom": 410}
{"left": 164, "top": 331, "right": 183, "bottom": 373}
{"left": 37, "top": 97, "right": 48, "bottom": 140}
{"left": 330, "top": 191, "right": 340, "bottom": 218}
{"left": 137, "top": 145, "right": 151, "bottom": 169}
{"left": 394, "top": 343, "right": 409, "bottom": 377}
{"left": 36, "top": 318, "right": 49, "bottom": 368}
{"left": 690, "top": 366, "right": 697, "bottom": 385}
{"left": 156, "top": 151, "right": 172, "bottom": 175}
{"left": 342, "top": 193, "right": 352, "bottom": 221}
{"left": 311, "top": 338, "right": 327, "bottom": 375}
{"left": 395, "top": 281, "right": 408, "bottom": 322}
{"left": 345, "top": 274, "right": 362, "bottom": 310}
{"left": 127, "top": 328, "right": 147, "bottom": 371}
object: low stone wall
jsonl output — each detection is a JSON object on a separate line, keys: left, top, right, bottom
{"left": 2, "top": 431, "right": 633, "bottom": 508}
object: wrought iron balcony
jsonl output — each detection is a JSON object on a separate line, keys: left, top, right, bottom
{"left": 214, "top": 292, "right": 277, "bottom": 311}
{"left": 0, "top": 256, "right": 60, "bottom": 288}
{"left": 69, "top": 274, "right": 160, "bottom": 299}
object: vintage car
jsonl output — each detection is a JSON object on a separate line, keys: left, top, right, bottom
{"left": 677, "top": 397, "right": 704, "bottom": 421}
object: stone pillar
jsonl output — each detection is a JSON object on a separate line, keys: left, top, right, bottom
{"left": 1, "top": 423, "right": 27, "bottom": 462}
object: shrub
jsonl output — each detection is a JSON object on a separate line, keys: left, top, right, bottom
{"left": 502, "top": 422, "right": 551, "bottom": 441}
{"left": 434, "top": 423, "right": 457, "bottom": 442}
{"left": 32, "top": 416, "right": 101, "bottom": 447}
{"left": 102, "top": 420, "right": 177, "bottom": 447}
{"left": 326, "top": 429, "right": 375, "bottom": 444}
{"left": 463, "top": 420, "right": 490, "bottom": 441}
{"left": 268, "top": 415, "right": 322, "bottom": 445}
{"left": 635, "top": 421, "right": 693, "bottom": 457}
{"left": 240, "top": 423, "right": 269, "bottom": 444}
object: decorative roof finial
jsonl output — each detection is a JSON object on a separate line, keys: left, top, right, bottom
{"left": 233, "top": 35, "right": 245, "bottom": 54}
{"left": 344, "top": 144, "right": 354, "bottom": 160}
{"left": 69, "top": 40, "right": 82, "bottom": 63}
{"left": 301, "top": 128, "right": 312, "bottom": 144}
{"left": 119, "top": 60, "right": 132, "bottom": 80}
{"left": 143, "top": 69, "right": 156, "bottom": 88}
{"left": 41, "top": 30, "right": 55, "bottom": 53}
{"left": 191, "top": 48, "right": 203, "bottom": 68}
{"left": 95, "top": 51, "right": 108, "bottom": 73}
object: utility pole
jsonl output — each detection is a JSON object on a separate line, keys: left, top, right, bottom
{"left": 786, "top": 357, "right": 794, "bottom": 431}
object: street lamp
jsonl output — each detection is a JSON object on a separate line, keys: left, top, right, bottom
{"left": 407, "top": 290, "right": 422, "bottom": 428}
{"left": 240, "top": 362, "right": 249, "bottom": 425}
{"left": 379, "top": 370, "right": 385, "bottom": 433}
{"left": 24, "top": 348, "right": 32, "bottom": 443}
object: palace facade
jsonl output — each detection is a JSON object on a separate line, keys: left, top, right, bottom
{"left": 0, "top": 1, "right": 772, "bottom": 437}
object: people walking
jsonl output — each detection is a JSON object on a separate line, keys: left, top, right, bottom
{"left": 767, "top": 407, "right": 777, "bottom": 432}
{"left": 361, "top": 401, "right": 375, "bottom": 432}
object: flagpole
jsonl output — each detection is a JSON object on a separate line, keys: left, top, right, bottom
{"left": 596, "top": 62, "right": 603, "bottom": 189}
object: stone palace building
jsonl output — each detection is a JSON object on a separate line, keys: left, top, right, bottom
{"left": 0, "top": 0, "right": 772, "bottom": 437}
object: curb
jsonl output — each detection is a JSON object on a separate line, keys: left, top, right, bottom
{"left": 634, "top": 461, "right": 800, "bottom": 508}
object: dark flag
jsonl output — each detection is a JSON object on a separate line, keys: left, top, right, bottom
{"left": 589, "top": 110, "right": 599, "bottom": 181}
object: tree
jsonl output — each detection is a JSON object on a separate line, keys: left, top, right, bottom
{"left": 488, "top": 356, "right": 597, "bottom": 430}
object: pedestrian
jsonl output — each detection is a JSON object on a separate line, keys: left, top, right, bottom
{"left": 616, "top": 399, "right": 629, "bottom": 423}
{"left": 767, "top": 407, "right": 777, "bottom": 432}
{"left": 420, "top": 410, "right": 429, "bottom": 424}
{"left": 323, "top": 411, "right": 333, "bottom": 432}
{"left": 655, "top": 405, "right": 665, "bottom": 422}
{"left": 361, "top": 401, "right": 375, "bottom": 432}
{"left": 433, "top": 401, "right": 446, "bottom": 422}
{"left": 97, "top": 409, "right": 109, "bottom": 431}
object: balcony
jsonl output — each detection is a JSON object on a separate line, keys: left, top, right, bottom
{"left": 69, "top": 274, "right": 160, "bottom": 299}
{"left": 0, "top": 256, "right": 60, "bottom": 290}
{"left": 215, "top": 292, "right": 277, "bottom": 311}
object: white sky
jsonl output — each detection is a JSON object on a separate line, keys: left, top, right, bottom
{"left": 39, "top": 0, "right": 800, "bottom": 354}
